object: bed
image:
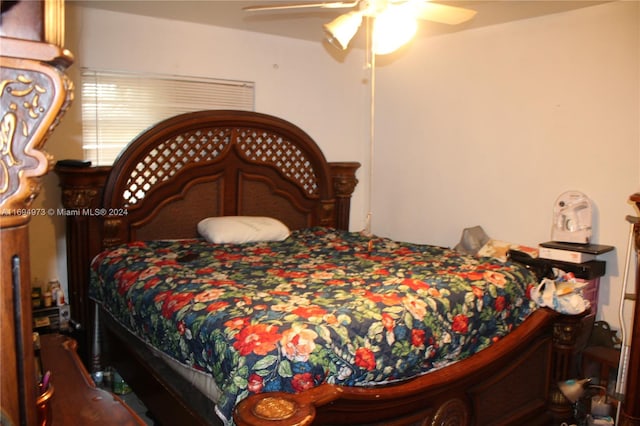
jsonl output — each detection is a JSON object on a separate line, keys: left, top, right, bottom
{"left": 58, "top": 110, "right": 589, "bottom": 426}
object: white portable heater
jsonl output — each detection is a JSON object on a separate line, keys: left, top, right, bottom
{"left": 551, "top": 191, "right": 593, "bottom": 244}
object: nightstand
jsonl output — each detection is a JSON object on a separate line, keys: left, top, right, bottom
{"left": 538, "top": 241, "right": 614, "bottom": 316}
{"left": 39, "top": 334, "right": 146, "bottom": 425}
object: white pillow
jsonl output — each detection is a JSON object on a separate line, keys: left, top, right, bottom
{"left": 197, "top": 216, "right": 290, "bottom": 244}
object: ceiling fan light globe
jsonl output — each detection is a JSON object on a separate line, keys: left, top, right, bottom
{"left": 372, "top": 4, "right": 418, "bottom": 54}
{"left": 323, "top": 11, "right": 362, "bottom": 50}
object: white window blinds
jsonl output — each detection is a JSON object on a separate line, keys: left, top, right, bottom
{"left": 81, "top": 69, "right": 255, "bottom": 166}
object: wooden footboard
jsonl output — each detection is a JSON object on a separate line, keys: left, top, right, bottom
{"left": 234, "top": 308, "right": 586, "bottom": 426}
{"left": 95, "top": 306, "right": 585, "bottom": 426}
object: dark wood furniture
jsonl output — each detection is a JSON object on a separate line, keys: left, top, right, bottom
{"left": 619, "top": 194, "right": 640, "bottom": 425}
{"left": 39, "top": 333, "right": 146, "bottom": 426}
{"left": 55, "top": 166, "right": 111, "bottom": 367}
{"left": 582, "top": 345, "right": 621, "bottom": 392}
{"left": 0, "top": 1, "right": 73, "bottom": 425}
{"left": 59, "top": 109, "right": 587, "bottom": 426}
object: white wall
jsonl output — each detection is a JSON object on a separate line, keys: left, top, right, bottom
{"left": 372, "top": 1, "right": 639, "bottom": 330}
{"left": 30, "top": 1, "right": 639, "bottom": 333}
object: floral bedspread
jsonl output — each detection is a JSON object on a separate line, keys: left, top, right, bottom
{"left": 89, "top": 227, "right": 538, "bottom": 424}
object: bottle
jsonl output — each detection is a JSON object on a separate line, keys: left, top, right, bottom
{"left": 41, "top": 281, "right": 51, "bottom": 307}
{"left": 112, "top": 371, "right": 132, "bottom": 394}
{"left": 43, "top": 291, "right": 52, "bottom": 307}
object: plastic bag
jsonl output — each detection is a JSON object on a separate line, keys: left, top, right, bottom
{"left": 530, "top": 276, "right": 590, "bottom": 315}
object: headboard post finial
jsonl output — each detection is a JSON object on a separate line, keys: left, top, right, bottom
{"left": 329, "top": 162, "right": 360, "bottom": 198}
{"left": 329, "top": 162, "right": 360, "bottom": 230}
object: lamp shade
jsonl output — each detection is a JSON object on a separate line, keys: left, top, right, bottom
{"left": 558, "top": 378, "right": 591, "bottom": 403}
{"left": 373, "top": 4, "right": 418, "bottom": 55}
{"left": 324, "top": 11, "right": 362, "bottom": 50}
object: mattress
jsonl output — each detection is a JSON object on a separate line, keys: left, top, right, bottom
{"left": 89, "top": 227, "right": 538, "bottom": 424}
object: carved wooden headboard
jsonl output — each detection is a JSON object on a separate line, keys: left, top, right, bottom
{"left": 101, "top": 110, "right": 360, "bottom": 247}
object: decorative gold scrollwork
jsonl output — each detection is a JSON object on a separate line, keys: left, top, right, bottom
{"left": 103, "top": 218, "right": 123, "bottom": 246}
{"left": 333, "top": 174, "right": 359, "bottom": 197}
{"left": 329, "top": 162, "right": 360, "bottom": 198}
{"left": 252, "top": 396, "right": 297, "bottom": 420}
{"left": 62, "top": 188, "right": 99, "bottom": 210}
{"left": 429, "top": 398, "right": 469, "bottom": 426}
{"left": 552, "top": 320, "right": 582, "bottom": 346}
{"left": 0, "top": 110, "right": 20, "bottom": 193}
{"left": 0, "top": 49, "right": 73, "bottom": 227}
{"left": 320, "top": 202, "right": 335, "bottom": 225}
{"left": 0, "top": 72, "right": 44, "bottom": 197}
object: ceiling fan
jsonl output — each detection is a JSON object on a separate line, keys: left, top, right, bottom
{"left": 244, "top": 0, "right": 477, "bottom": 54}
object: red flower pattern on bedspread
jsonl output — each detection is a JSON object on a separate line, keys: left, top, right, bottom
{"left": 89, "top": 227, "right": 537, "bottom": 424}
{"left": 233, "top": 324, "right": 281, "bottom": 356}
{"left": 451, "top": 314, "right": 470, "bottom": 334}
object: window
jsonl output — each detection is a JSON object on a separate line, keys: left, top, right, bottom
{"left": 81, "top": 69, "right": 255, "bottom": 166}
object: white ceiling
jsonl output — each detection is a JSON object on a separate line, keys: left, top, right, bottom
{"left": 79, "top": 0, "right": 609, "bottom": 45}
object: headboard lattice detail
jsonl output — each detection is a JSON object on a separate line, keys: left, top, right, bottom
{"left": 236, "top": 128, "right": 319, "bottom": 197}
{"left": 122, "top": 126, "right": 321, "bottom": 206}
{"left": 122, "top": 128, "right": 231, "bottom": 205}
{"left": 123, "top": 128, "right": 231, "bottom": 205}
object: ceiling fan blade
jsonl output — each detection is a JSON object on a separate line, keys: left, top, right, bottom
{"left": 243, "top": 1, "right": 358, "bottom": 12}
{"left": 414, "top": 2, "right": 477, "bottom": 25}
